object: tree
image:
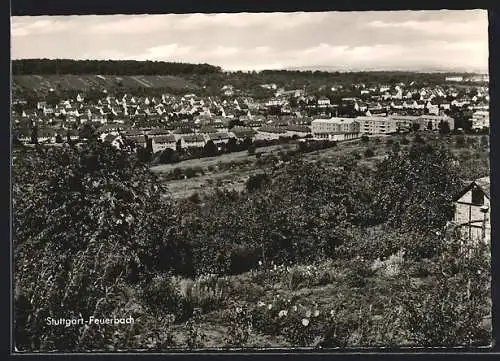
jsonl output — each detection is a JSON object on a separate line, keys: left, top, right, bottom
{"left": 480, "top": 135, "right": 489, "bottom": 148}
{"left": 136, "top": 145, "right": 152, "bottom": 163}
{"left": 439, "top": 121, "right": 451, "bottom": 135}
{"left": 159, "top": 148, "right": 180, "bottom": 164}
{"left": 427, "top": 121, "right": 433, "bottom": 131}
{"left": 78, "top": 123, "right": 97, "bottom": 140}
{"left": 364, "top": 148, "right": 375, "bottom": 158}
{"left": 203, "top": 140, "right": 218, "bottom": 157}
{"left": 361, "top": 135, "right": 369, "bottom": 143}
{"left": 247, "top": 144, "right": 256, "bottom": 155}
{"left": 13, "top": 142, "right": 176, "bottom": 351}
{"left": 373, "top": 143, "right": 462, "bottom": 236}
{"left": 456, "top": 135, "right": 466, "bottom": 148}
{"left": 226, "top": 138, "right": 238, "bottom": 153}
{"left": 175, "top": 139, "right": 182, "bottom": 153}
{"left": 412, "top": 123, "right": 420, "bottom": 132}
{"left": 54, "top": 134, "right": 63, "bottom": 143}
{"left": 30, "top": 125, "right": 38, "bottom": 145}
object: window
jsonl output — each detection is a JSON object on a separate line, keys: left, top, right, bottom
{"left": 471, "top": 187, "right": 484, "bottom": 206}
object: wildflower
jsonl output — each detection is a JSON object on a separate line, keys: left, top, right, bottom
{"left": 313, "top": 310, "right": 320, "bottom": 318}
{"left": 278, "top": 310, "right": 288, "bottom": 318}
{"left": 293, "top": 305, "right": 298, "bottom": 312}
{"left": 258, "top": 260, "right": 262, "bottom": 266}
{"left": 268, "top": 304, "right": 273, "bottom": 310}
{"left": 257, "top": 301, "right": 265, "bottom": 307}
{"left": 277, "top": 294, "right": 280, "bottom": 299}
{"left": 330, "top": 309, "right": 335, "bottom": 317}
{"left": 236, "top": 307, "right": 243, "bottom": 314}
{"left": 305, "top": 310, "right": 312, "bottom": 318}
{"left": 302, "top": 318, "right": 310, "bottom": 327}
{"left": 273, "top": 264, "right": 277, "bottom": 271}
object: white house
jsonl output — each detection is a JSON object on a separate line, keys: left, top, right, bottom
{"left": 311, "top": 118, "right": 360, "bottom": 141}
{"left": 451, "top": 176, "right": 490, "bottom": 244}
{"left": 152, "top": 135, "right": 177, "bottom": 153}
{"left": 355, "top": 116, "right": 398, "bottom": 135}
{"left": 471, "top": 111, "right": 489, "bottom": 130}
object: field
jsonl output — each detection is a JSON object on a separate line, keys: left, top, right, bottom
{"left": 12, "top": 74, "right": 197, "bottom": 93}
{"left": 152, "top": 133, "right": 488, "bottom": 200}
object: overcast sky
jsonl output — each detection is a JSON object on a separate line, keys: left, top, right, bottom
{"left": 11, "top": 10, "right": 488, "bottom": 72}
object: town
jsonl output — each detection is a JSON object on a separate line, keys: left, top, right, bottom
{"left": 12, "top": 72, "right": 489, "bottom": 158}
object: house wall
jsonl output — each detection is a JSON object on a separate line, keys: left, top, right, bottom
{"left": 472, "top": 112, "right": 489, "bottom": 129}
{"left": 454, "top": 189, "right": 490, "bottom": 243}
{"left": 255, "top": 132, "right": 284, "bottom": 140}
{"left": 152, "top": 141, "right": 176, "bottom": 153}
{"left": 356, "top": 117, "right": 398, "bottom": 135}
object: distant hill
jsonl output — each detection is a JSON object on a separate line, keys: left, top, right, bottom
{"left": 11, "top": 59, "right": 222, "bottom": 76}
{"left": 12, "top": 74, "right": 198, "bottom": 94}
{"left": 286, "top": 65, "right": 488, "bottom": 75}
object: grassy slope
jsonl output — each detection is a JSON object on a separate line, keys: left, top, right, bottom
{"left": 13, "top": 74, "right": 198, "bottom": 92}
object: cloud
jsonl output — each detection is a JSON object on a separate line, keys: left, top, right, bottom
{"left": 11, "top": 17, "right": 76, "bottom": 37}
{"left": 145, "top": 44, "right": 193, "bottom": 59}
{"left": 10, "top": 11, "right": 488, "bottom": 72}
{"left": 366, "top": 19, "right": 486, "bottom": 37}
{"left": 85, "top": 12, "right": 329, "bottom": 35}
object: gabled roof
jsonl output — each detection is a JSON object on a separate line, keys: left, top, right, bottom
{"left": 147, "top": 128, "right": 170, "bottom": 136}
{"left": 453, "top": 176, "right": 490, "bottom": 201}
{"left": 183, "top": 134, "right": 205, "bottom": 142}
{"left": 209, "top": 132, "right": 232, "bottom": 140}
{"left": 475, "top": 176, "right": 490, "bottom": 199}
{"left": 153, "top": 135, "right": 176, "bottom": 144}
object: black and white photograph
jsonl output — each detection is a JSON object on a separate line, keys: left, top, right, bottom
{"left": 11, "top": 9, "right": 492, "bottom": 351}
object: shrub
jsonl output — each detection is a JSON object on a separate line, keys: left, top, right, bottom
{"left": 455, "top": 135, "right": 466, "bottom": 148}
{"left": 400, "top": 137, "right": 410, "bottom": 145}
{"left": 246, "top": 173, "right": 270, "bottom": 193}
{"left": 224, "top": 304, "right": 252, "bottom": 347}
{"left": 364, "top": 148, "right": 375, "bottom": 158}
{"left": 184, "top": 167, "right": 197, "bottom": 178}
{"left": 185, "top": 308, "right": 206, "bottom": 349}
{"left": 248, "top": 144, "right": 256, "bottom": 155}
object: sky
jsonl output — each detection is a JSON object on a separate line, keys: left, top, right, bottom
{"left": 11, "top": 10, "right": 489, "bottom": 72}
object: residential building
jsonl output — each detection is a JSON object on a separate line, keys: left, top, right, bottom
{"left": 452, "top": 176, "right": 490, "bottom": 244}
{"left": 152, "top": 135, "right": 177, "bottom": 153}
{"left": 182, "top": 134, "right": 206, "bottom": 149}
{"left": 471, "top": 111, "right": 489, "bottom": 130}
{"left": 355, "top": 116, "right": 398, "bottom": 135}
{"left": 311, "top": 118, "right": 360, "bottom": 141}
{"left": 317, "top": 97, "right": 331, "bottom": 107}
{"left": 417, "top": 115, "right": 455, "bottom": 131}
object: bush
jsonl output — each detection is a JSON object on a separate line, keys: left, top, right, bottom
{"left": 184, "top": 167, "right": 197, "bottom": 178}
{"left": 455, "top": 135, "right": 466, "bottom": 148}
{"left": 247, "top": 144, "right": 256, "bottom": 155}
{"left": 400, "top": 137, "right": 410, "bottom": 145}
{"left": 364, "top": 148, "right": 375, "bottom": 158}
{"left": 246, "top": 173, "right": 270, "bottom": 193}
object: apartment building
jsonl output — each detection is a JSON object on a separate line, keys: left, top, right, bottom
{"left": 311, "top": 118, "right": 360, "bottom": 141}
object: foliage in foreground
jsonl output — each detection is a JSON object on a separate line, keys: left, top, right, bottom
{"left": 13, "top": 140, "right": 491, "bottom": 350}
